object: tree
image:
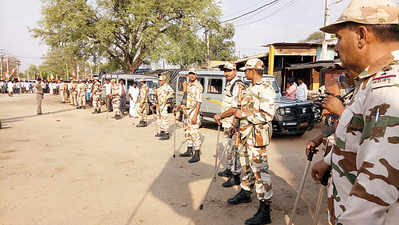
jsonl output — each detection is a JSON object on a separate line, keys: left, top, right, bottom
{"left": 25, "top": 65, "right": 40, "bottom": 80}
{"left": 32, "top": 0, "right": 234, "bottom": 72}
{"left": 209, "top": 23, "right": 236, "bottom": 61}
{"left": 302, "top": 31, "right": 324, "bottom": 43}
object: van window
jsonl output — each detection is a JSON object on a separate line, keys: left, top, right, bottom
{"left": 147, "top": 81, "right": 154, "bottom": 88}
{"left": 178, "top": 77, "right": 186, "bottom": 91}
{"left": 207, "top": 79, "right": 223, "bottom": 94}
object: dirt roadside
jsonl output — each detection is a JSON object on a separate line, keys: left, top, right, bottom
{"left": 0, "top": 94, "right": 328, "bottom": 225}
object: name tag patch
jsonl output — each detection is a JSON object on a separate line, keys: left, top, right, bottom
{"left": 371, "top": 75, "right": 398, "bottom": 89}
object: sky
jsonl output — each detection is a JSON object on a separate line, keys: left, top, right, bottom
{"left": 0, "top": 0, "right": 351, "bottom": 72}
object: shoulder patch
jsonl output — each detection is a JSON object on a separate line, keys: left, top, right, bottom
{"left": 371, "top": 74, "right": 399, "bottom": 89}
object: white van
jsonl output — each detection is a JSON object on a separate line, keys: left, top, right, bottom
{"left": 174, "top": 71, "right": 317, "bottom": 136}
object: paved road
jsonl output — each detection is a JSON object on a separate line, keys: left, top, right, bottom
{"left": 0, "top": 94, "right": 328, "bottom": 225}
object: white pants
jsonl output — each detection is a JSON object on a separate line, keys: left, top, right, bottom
{"left": 129, "top": 100, "right": 138, "bottom": 117}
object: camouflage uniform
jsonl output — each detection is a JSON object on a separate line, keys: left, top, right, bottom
{"left": 183, "top": 79, "right": 203, "bottom": 150}
{"left": 333, "top": 50, "right": 399, "bottom": 225}
{"left": 137, "top": 83, "right": 149, "bottom": 122}
{"left": 320, "top": 1, "right": 399, "bottom": 224}
{"left": 111, "top": 82, "right": 121, "bottom": 117}
{"left": 236, "top": 78, "right": 276, "bottom": 200}
{"left": 221, "top": 76, "right": 245, "bottom": 175}
{"left": 92, "top": 82, "right": 102, "bottom": 112}
{"left": 323, "top": 81, "right": 370, "bottom": 224}
{"left": 71, "top": 81, "right": 78, "bottom": 106}
{"left": 156, "top": 81, "right": 174, "bottom": 133}
{"left": 77, "top": 82, "right": 87, "bottom": 107}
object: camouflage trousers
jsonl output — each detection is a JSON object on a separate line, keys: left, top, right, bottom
{"left": 71, "top": 92, "right": 78, "bottom": 106}
{"left": 60, "top": 90, "right": 65, "bottom": 102}
{"left": 157, "top": 104, "right": 169, "bottom": 132}
{"left": 240, "top": 143, "right": 272, "bottom": 201}
{"left": 183, "top": 109, "right": 201, "bottom": 150}
{"left": 222, "top": 128, "right": 241, "bottom": 174}
{"left": 137, "top": 102, "right": 148, "bottom": 121}
{"left": 63, "top": 90, "right": 68, "bottom": 103}
{"left": 112, "top": 96, "right": 121, "bottom": 116}
{"left": 93, "top": 94, "right": 102, "bottom": 111}
{"left": 78, "top": 94, "right": 86, "bottom": 107}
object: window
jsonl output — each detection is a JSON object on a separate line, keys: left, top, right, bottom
{"left": 178, "top": 77, "right": 186, "bottom": 91}
{"left": 207, "top": 79, "right": 223, "bottom": 94}
{"left": 198, "top": 78, "right": 205, "bottom": 93}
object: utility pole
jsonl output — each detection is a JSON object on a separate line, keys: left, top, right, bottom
{"left": 205, "top": 29, "right": 210, "bottom": 69}
{"left": 6, "top": 52, "right": 9, "bottom": 74}
{"left": 320, "top": 0, "right": 330, "bottom": 61}
{"left": 0, "top": 55, "right": 3, "bottom": 77}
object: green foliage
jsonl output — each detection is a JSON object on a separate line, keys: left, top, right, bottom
{"left": 32, "top": 0, "right": 236, "bottom": 72}
{"left": 302, "top": 31, "right": 324, "bottom": 43}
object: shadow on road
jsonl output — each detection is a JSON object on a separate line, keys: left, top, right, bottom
{"left": 123, "top": 151, "right": 312, "bottom": 225}
{"left": 1, "top": 108, "right": 76, "bottom": 122}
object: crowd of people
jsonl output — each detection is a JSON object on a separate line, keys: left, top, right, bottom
{"left": 283, "top": 78, "right": 308, "bottom": 101}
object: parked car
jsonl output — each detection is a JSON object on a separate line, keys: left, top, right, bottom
{"left": 174, "top": 70, "right": 316, "bottom": 136}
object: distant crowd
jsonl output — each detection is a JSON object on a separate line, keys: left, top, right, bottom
{"left": 0, "top": 79, "right": 64, "bottom": 96}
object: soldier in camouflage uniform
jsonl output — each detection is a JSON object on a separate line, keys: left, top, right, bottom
{"left": 214, "top": 62, "right": 245, "bottom": 187}
{"left": 312, "top": 1, "right": 399, "bottom": 224}
{"left": 91, "top": 79, "right": 102, "bottom": 114}
{"left": 226, "top": 59, "right": 275, "bottom": 225}
{"left": 177, "top": 70, "right": 203, "bottom": 163}
{"left": 155, "top": 75, "right": 174, "bottom": 140}
{"left": 111, "top": 79, "right": 122, "bottom": 119}
{"left": 136, "top": 78, "right": 149, "bottom": 127}
{"left": 77, "top": 80, "right": 87, "bottom": 109}
{"left": 71, "top": 80, "right": 78, "bottom": 106}
{"left": 59, "top": 80, "right": 65, "bottom": 103}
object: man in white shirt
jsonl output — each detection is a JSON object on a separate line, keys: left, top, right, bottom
{"left": 296, "top": 79, "right": 308, "bottom": 101}
{"left": 7, "top": 80, "right": 13, "bottom": 97}
{"left": 128, "top": 82, "right": 140, "bottom": 117}
{"left": 104, "top": 79, "right": 112, "bottom": 112}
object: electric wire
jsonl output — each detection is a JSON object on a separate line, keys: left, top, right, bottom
{"left": 222, "top": 0, "right": 281, "bottom": 23}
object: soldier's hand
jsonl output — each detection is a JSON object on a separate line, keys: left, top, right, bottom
{"left": 322, "top": 96, "right": 345, "bottom": 117}
{"left": 305, "top": 141, "right": 317, "bottom": 157}
{"left": 311, "top": 160, "right": 329, "bottom": 183}
{"left": 191, "top": 117, "right": 197, "bottom": 125}
{"left": 214, "top": 114, "right": 221, "bottom": 125}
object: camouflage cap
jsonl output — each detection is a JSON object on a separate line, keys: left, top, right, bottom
{"left": 188, "top": 69, "right": 197, "bottom": 75}
{"left": 159, "top": 75, "right": 167, "bottom": 81}
{"left": 321, "top": 0, "right": 399, "bottom": 33}
{"left": 240, "top": 58, "right": 264, "bottom": 71}
{"left": 222, "top": 61, "right": 236, "bottom": 71}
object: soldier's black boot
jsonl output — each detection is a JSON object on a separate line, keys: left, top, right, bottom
{"left": 222, "top": 174, "right": 241, "bottom": 188}
{"left": 142, "top": 121, "right": 147, "bottom": 127}
{"left": 155, "top": 131, "right": 165, "bottom": 137}
{"left": 179, "top": 147, "right": 193, "bottom": 157}
{"left": 115, "top": 114, "right": 122, "bottom": 120}
{"left": 136, "top": 121, "right": 146, "bottom": 127}
{"left": 227, "top": 189, "right": 252, "bottom": 205}
{"left": 218, "top": 168, "right": 233, "bottom": 177}
{"left": 244, "top": 200, "right": 271, "bottom": 225}
{"left": 159, "top": 132, "right": 170, "bottom": 140}
{"left": 188, "top": 150, "right": 200, "bottom": 163}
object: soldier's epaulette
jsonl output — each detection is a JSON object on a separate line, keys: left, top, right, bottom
{"left": 371, "top": 73, "right": 399, "bottom": 89}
